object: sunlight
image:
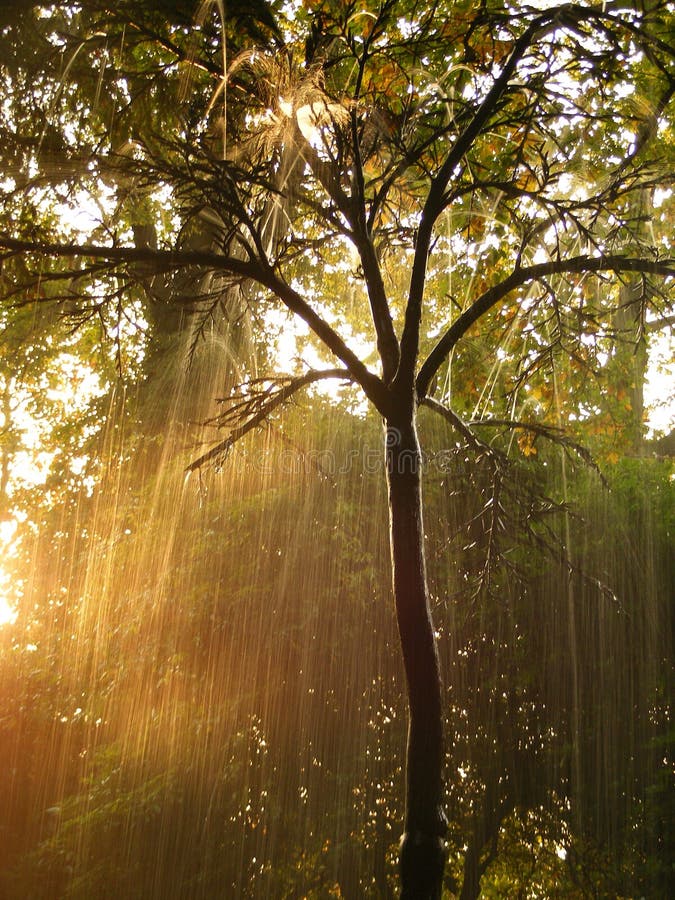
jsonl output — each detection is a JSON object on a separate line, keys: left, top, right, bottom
{"left": 0, "top": 520, "right": 18, "bottom": 626}
{"left": 645, "top": 330, "right": 675, "bottom": 435}
{"left": 0, "top": 593, "right": 17, "bottom": 627}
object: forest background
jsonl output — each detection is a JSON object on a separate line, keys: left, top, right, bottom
{"left": 0, "top": 1, "right": 673, "bottom": 897}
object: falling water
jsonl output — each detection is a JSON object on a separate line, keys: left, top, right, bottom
{"left": 1, "top": 322, "right": 671, "bottom": 898}
{"left": 0, "top": 328, "right": 410, "bottom": 898}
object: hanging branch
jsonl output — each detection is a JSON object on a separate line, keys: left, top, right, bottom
{"left": 470, "top": 417, "right": 607, "bottom": 485}
{"left": 420, "top": 396, "right": 502, "bottom": 461}
{"left": 185, "top": 367, "right": 352, "bottom": 471}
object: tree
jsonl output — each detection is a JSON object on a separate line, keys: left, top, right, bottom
{"left": 0, "top": 1, "right": 673, "bottom": 896}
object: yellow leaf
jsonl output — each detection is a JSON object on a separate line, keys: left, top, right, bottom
{"left": 518, "top": 432, "right": 537, "bottom": 457}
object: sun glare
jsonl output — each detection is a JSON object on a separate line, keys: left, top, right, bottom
{"left": 0, "top": 521, "right": 18, "bottom": 627}
{"left": 0, "top": 594, "right": 17, "bottom": 627}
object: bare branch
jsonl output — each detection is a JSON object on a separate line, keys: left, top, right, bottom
{"left": 289, "top": 116, "right": 400, "bottom": 383}
{"left": 421, "top": 396, "right": 499, "bottom": 459}
{"left": 186, "top": 368, "right": 352, "bottom": 471}
{"left": 351, "top": 231, "right": 400, "bottom": 383}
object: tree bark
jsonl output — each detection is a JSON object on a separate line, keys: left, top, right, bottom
{"left": 459, "top": 841, "right": 481, "bottom": 900}
{"left": 385, "top": 414, "right": 447, "bottom": 899}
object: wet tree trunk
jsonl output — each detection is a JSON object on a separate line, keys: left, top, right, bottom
{"left": 459, "top": 843, "right": 481, "bottom": 900}
{"left": 385, "top": 413, "right": 447, "bottom": 899}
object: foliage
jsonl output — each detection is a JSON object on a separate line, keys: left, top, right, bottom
{"left": 0, "top": 0, "right": 673, "bottom": 897}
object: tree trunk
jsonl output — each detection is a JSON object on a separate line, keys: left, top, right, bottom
{"left": 459, "top": 842, "right": 481, "bottom": 900}
{"left": 385, "top": 414, "right": 447, "bottom": 899}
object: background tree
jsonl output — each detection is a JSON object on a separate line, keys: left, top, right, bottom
{"left": 0, "top": 1, "right": 673, "bottom": 897}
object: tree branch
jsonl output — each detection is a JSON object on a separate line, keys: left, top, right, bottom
{"left": 416, "top": 254, "right": 675, "bottom": 399}
{"left": 0, "top": 234, "right": 258, "bottom": 278}
{"left": 346, "top": 41, "right": 400, "bottom": 382}
{"left": 253, "top": 261, "right": 388, "bottom": 410}
{"left": 607, "top": 76, "right": 675, "bottom": 188}
{"left": 186, "top": 368, "right": 352, "bottom": 471}
{"left": 352, "top": 232, "right": 400, "bottom": 383}
{"left": 0, "top": 234, "right": 388, "bottom": 411}
{"left": 396, "top": 8, "right": 562, "bottom": 392}
{"left": 290, "top": 115, "right": 400, "bottom": 384}
{"left": 397, "top": 3, "right": 670, "bottom": 396}
{"left": 420, "top": 396, "right": 499, "bottom": 459}
{"left": 470, "top": 417, "right": 604, "bottom": 480}
{"left": 646, "top": 313, "right": 675, "bottom": 332}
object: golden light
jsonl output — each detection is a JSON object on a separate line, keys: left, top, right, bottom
{"left": 0, "top": 520, "right": 18, "bottom": 627}
{"left": 0, "top": 593, "right": 17, "bottom": 627}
